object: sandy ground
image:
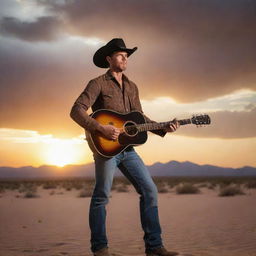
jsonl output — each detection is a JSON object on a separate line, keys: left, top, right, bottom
{"left": 0, "top": 186, "right": 256, "bottom": 256}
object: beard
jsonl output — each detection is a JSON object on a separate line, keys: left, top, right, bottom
{"left": 113, "top": 63, "right": 127, "bottom": 72}
{"left": 119, "top": 62, "right": 127, "bottom": 71}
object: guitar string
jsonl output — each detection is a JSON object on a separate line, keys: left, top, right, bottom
{"left": 125, "top": 115, "right": 210, "bottom": 133}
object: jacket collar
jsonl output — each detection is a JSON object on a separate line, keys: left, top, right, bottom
{"left": 105, "top": 69, "right": 129, "bottom": 82}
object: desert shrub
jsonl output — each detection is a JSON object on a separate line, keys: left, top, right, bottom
{"left": 116, "top": 184, "right": 129, "bottom": 192}
{"left": 111, "top": 183, "right": 117, "bottom": 191}
{"left": 0, "top": 185, "right": 5, "bottom": 193}
{"left": 166, "top": 177, "right": 193, "bottom": 189}
{"left": 0, "top": 181, "right": 19, "bottom": 191}
{"left": 218, "top": 185, "right": 245, "bottom": 196}
{"left": 245, "top": 180, "right": 256, "bottom": 189}
{"left": 49, "top": 190, "right": 55, "bottom": 195}
{"left": 197, "top": 183, "right": 208, "bottom": 188}
{"left": 167, "top": 182, "right": 177, "bottom": 189}
{"left": 9, "top": 182, "right": 20, "bottom": 190}
{"left": 158, "top": 186, "right": 169, "bottom": 193}
{"left": 43, "top": 182, "right": 57, "bottom": 189}
{"left": 206, "top": 182, "right": 217, "bottom": 190}
{"left": 156, "top": 182, "right": 169, "bottom": 193}
{"left": 62, "top": 182, "right": 73, "bottom": 191}
{"left": 73, "top": 182, "right": 84, "bottom": 190}
{"left": 78, "top": 188, "right": 93, "bottom": 197}
{"left": 18, "top": 184, "right": 28, "bottom": 193}
{"left": 18, "top": 183, "right": 39, "bottom": 198}
{"left": 175, "top": 183, "right": 200, "bottom": 194}
{"left": 19, "top": 183, "right": 37, "bottom": 193}
{"left": 219, "top": 180, "right": 232, "bottom": 188}
{"left": 23, "top": 189, "right": 39, "bottom": 198}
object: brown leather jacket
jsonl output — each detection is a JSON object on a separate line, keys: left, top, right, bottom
{"left": 70, "top": 69, "right": 167, "bottom": 137}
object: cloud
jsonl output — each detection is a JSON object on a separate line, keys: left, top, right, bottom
{"left": 0, "top": 15, "right": 63, "bottom": 41}
{"left": 174, "top": 105, "right": 256, "bottom": 139}
{"left": 35, "top": 0, "right": 256, "bottom": 102}
{"left": 142, "top": 89, "right": 256, "bottom": 117}
{"left": 0, "top": 127, "right": 89, "bottom": 167}
{"left": 42, "top": 0, "right": 256, "bottom": 41}
{"left": 0, "top": 0, "right": 256, "bottom": 140}
{"left": 141, "top": 91, "right": 256, "bottom": 139}
{"left": 0, "top": 128, "right": 84, "bottom": 144}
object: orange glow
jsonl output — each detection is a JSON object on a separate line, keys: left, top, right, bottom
{"left": 0, "top": 128, "right": 93, "bottom": 168}
{"left": 42, "top": 143, "right": 80, "bottom": 167}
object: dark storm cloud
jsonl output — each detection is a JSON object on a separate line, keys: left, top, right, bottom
{"left": 35, "top": 0, "right": 256, "bottom": 102}
{"left": 39, "top": 0, "right": 256, "bottom": 41}
{"left": 0, "top": 16, "right": 62, "bottom": 41}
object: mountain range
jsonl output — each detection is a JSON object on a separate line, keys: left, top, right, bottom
{"left": 0, "top": 161, "right": 255, "bottom": 179}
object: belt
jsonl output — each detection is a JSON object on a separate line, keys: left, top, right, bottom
{"left": 124, "top": 145, "right": 134, "bottom": 151}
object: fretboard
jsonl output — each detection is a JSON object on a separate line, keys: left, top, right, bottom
{"left": 127, "top": 118, "right": 192, "bottom": 133}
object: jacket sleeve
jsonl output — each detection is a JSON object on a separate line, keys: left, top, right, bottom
{"left": 70, "top": 79, "right": 101, "bottom": 133}
{"left": 133, "top": 83, "right": 167, "bottom": 138}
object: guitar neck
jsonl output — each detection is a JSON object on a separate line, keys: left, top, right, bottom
{"left": 136, "top": 118, "right": 192, "bottom": 132}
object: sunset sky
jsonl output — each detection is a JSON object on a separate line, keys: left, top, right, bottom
{"left": 0, "top": 0, "right": 255, "bottom": 169}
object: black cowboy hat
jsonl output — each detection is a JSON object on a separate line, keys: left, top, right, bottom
{"left": 93, "top": 38, "right": 138, "bottom": 68}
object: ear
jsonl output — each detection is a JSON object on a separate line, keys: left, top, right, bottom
{"left": 106, "top": 55, "right": 111, "bottom": 65}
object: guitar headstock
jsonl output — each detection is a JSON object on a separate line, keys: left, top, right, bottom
{"left": 191, "top": 114, "right": 211, "bottom": 126}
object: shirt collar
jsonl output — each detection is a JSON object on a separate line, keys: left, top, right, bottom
{"left": 105, "top": 69, "right": 129, "bottom": 82}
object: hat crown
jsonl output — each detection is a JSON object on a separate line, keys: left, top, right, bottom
{"left": 106, "top": 38, "right": 126, "bottom": 49}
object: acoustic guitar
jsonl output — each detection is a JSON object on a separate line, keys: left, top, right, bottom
{"left": 85, "top": 109, "right": 211, "bottom": 158}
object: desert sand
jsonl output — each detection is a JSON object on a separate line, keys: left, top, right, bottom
{"left": 0, "top": 185, "right": 256, "bottom": 256}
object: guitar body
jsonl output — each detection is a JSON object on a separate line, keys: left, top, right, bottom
{"left": 85, "top": 109, "right": 148, "bottom": 157}
{"left": 85, "top": 109, "right": 211, "bottom": 158}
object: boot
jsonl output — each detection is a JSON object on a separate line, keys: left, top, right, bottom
{"left": 93, "top": 247, "right": 110, "bottom": 256}
{"left": 145, "top": 246, "right": 179, "bottom": 256}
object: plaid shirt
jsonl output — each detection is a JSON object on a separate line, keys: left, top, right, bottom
{"left": 70, "top": 69, "right": 167, "bottom": 137}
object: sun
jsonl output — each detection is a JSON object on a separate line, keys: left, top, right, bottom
{"left": 44, "top": 142, "right": 79, "bottom": 167}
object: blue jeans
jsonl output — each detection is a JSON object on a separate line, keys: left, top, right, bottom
{"left": 89, "top": 147, "right": 163, "bottom": 253}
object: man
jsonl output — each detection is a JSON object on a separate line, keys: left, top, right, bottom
{"left": 70, "top": 38, "right": 180, "bottom": 256}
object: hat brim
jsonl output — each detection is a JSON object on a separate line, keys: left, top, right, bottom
{"left": 93, "top": 46, "right": 138, "bottom": 68}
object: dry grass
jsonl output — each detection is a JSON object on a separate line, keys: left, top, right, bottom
{"left": 156, "top": 182, "right": 169, "bottom": 193}
{"left": 23, "top": 190, "right": 39, "bottom": 198}
{"left": 22, "top": 184, "right": 39, "bottom": 198}
{"left": 115, "top": 184, "right": 129, "bottom": 192}
{"left": 42, "top": 182, "right": 58, "bottom": 190}
{"left": 0, "top": 176, "right": 255, "bottom": 198}
{"left": 78, "top": 188, "right": 93, "bottom": 197}
{"left": 175, "top": 182, "right": 201, "bottom": 194}
{"left": 245, "top": 180, "right": 256, "bottom": 189}
{"left": 218, "top": 184, "right": 246, "bottom": 196}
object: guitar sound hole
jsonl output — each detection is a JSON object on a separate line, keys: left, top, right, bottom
{"left": 124, "top": 121, "right": 138, "bottom": 136}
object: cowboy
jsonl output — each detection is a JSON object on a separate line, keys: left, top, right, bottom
{"left": 70, "top": 38, "right": 180, "bottom": 256}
